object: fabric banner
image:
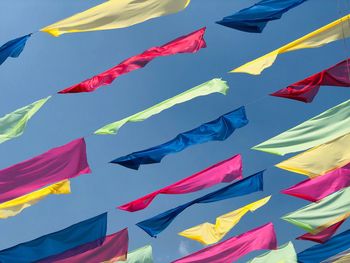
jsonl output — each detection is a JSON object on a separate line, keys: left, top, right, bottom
{"left": 114, "top": 245, "right": 153, "bottom": 263}
{"left": 41, "top": 0, "right": 190, "bottom": 36}
{"left": 118, "top": 154, "right": 242, "bottom": 212}
{"left": 323, "top": 249, "right": 350, "bottom": 263}
{"left": 276, "top": 132, "right": 350, "bottom": 177}
{"left": 178, "top": 196, "right": 270, "bottom": 245}
{"left": 231, "top": 14, "right": 350, "bottom": 75}
{"left": 0, "top": 180, "right": 70, "bottom": 219}
{"left": 0, "top": 213, "right": 107, "bottom": 263}
{"left": 252, "top": 99, "right": 350, "bottom": 156}
{"left": 136, "top": 171, "right": 264, "bottom": 237}
{"left": 95, "top": 78, "right": 228, "bottom": 135}
{"left": 0, "top": 138, "right": 91, "bottom": 203}
{"left": 0, "top": 96, "right": 50, "bottom": 144}
{"left": 172, "top": 223, "right": 277, "bottom": 263}
{"left": 271, "top": 58, "right": 350, "bottom": 103}
{"left": 58, "top": 27, "right": 206, "bottom": 93}
{"left": 217, "top": 0, "right": 307, "bottom": 33}
{"left": 248, "top": 242, "right": 297, "bottom": 263}
{"left": 112, "top": 107, "right": 248, "bottom": 170}
{"left": 0, "top": 34, "right": 31, "bottom": 65}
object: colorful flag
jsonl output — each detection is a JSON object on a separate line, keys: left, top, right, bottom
{"left": 172, "top": 223, "right": 277, "bottom": 263}
{"left": 323, "top": 249, "right": 350, "bottom": 263}
{"left": 178, "top": 196, "right": 270, "bottom": 245}
{"left": 252, "top": 99, "right": 350, "bottom": 156}
{"left": 95, "top": 78, "right": 228, "bottom": 134}
{"left": 58, "top": 28, "right": 206, "bottom": 93}
{"left": 112, "top": 107, "right": 248, "bottom": 169}
{"left": 248, "top": 242, "right": 297, "bottom": 263}
{"left": 271, "top": 58, "right": 350, "bottom": 103}
{"left": 118, "top": 154, "right": 242, "bottom": 212}
{"left": 0, "top": 138, "right": 90, "bottom": 203}
{"left": 0, "top": 34, "right": 31, "bottom": 65}
{"left": 231, "top": 14, "right": 350, "bottom": 75}
{"left": 114, "top": 245, "right": 153, "bottom": 263}
{"left": 217, "top": 0, "right": 307, "bottom": 33}
{"left": 136, "top": 171, "right": 264, "bottom": 237}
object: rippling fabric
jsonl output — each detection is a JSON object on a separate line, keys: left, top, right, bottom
{"left": 252, "top": 99, "right": 350, "bottom": 156}
{"left": 271, "top": 58, "right": 350, "bottom": 102}
{"left": 217, "top": 0, "right": 307, "bottom": 33}
{"left": 136, "top": 171, "right": 264, "bottom": 237}
{"left": 58, "top": 28, "right": 205, "bottom": 93}
{"left": 178, "top": 196, "right": 270, "bottom": 245}
{"left": 0, "top": 180, "right": 70, "bottom": 219}
{"left": 0, "top": 213, "right": 107, "bottom": 263}
{"left": 323, "top": 249, "right": 350, "bottom": 263}
{"left": 0, "top": 138, "right": 90, "bottom": 203}
{"left": 112, "top": 107, "right": 248, "bottom": 170}
{"left": 118, "top": 154, "right": 242, "bottom": 212}
{"left": 114, "top": 245, "right": 153, "bottom": 263}
{"left": 248, "top": 242, "right": 297, "bottom": 263}
{"left": 41, "top": 0, "right": 190, "bottom": 36}
{"left": 95, "top": 78, "right": 228, "bottom": 134}
{"left": 232, "top": 14, "right": 350, "bottom": 75}
{"left": 0, "top": 34, "right": 31, "bottom": 65}
{"left": 0, "top": 96, "right": 50, "bottom": 144}
{"left": 172, "top": 223, "right": 277, "bottom": 263}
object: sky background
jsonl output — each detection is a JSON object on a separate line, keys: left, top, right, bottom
{"left": 1, "top": 0, "right": 350, "bottom": 262}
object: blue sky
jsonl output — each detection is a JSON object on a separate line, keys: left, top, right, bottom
{"left": 1, "top": 0, "right": 350, "bottom": 262}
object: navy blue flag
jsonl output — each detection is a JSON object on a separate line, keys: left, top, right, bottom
{"left": 0, "top": 34, "right": 31, "bottom": 65}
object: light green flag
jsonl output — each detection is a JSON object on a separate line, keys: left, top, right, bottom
{"left": 248, "top": 242, "right": 297, "bottom": 263}
{"left": 283, "top": 187, "right": 350, "bottom": 234}
{"left": 0, "top": 96, "right": 50, "bottom": 144}
{"left": 94, "top": 78, "right": 229, "bottom": 135}
{"left": 116, "top": 245, "right": 153, "bottom": 263}
{"left": 252, "top": 99, "right": 350, "bottom": 156}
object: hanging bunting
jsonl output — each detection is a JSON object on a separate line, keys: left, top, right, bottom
{"left": 58, "top": 27, "right": 206, "bottom": 93}
{"left": 118, "top": 154, "right": 242, "bottom": 212}
{"left": 172, "top": 223, "right": 277, "bottom": 263}
{"left": 271, "top": 58, "right": 350, "bottom": 103}
{"left": 252, "top": 99, "right": 350, "bottom": 156}
{"left": 231, "top": 14, "right": 350, "bottom": 75}
{"left": 95, "top": 78, "right": 228, "bottom": 134}
{"left": 0, "top": 138, "right": 90, "bottom": 203}
{"left": 248, "top": 242, "right": 297, "bottom": 263}
{"left": 217, "top": 0, "right": 307, "bottom": 33}
{"left": 178, "top": 196, "right": 271, "bottom": 245}
{"left": 0, "top": 34, "right": 31, "bottom": 65}
{"left": 112, "top": 107, "right": 248, "bottom": 170}
{"left": 115, "top": 245, "right": 153, "bottom": 263}
{"left": 136, "top": 171, "right": 264, "bottom": 237}
{"left": 0, "top": 213, "right": 107, "bottom": 263}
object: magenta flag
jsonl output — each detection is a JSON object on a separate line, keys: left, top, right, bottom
{"left": 282, "top": 163, "right": 350, "bottom": 202}
{"left": 0, "top": 138, "right": 90, "bottom": 203}
{"left": 58, "top": 28, "right": 206, "bottom": 93}
{"left": 271, "top": 58, "right": 350, "bottom": 103}
{"left": 118, "top": 154, "right": 242, "bottom": 212}
{"left": 172, "top": 223, "right": 277, "bottom": 263}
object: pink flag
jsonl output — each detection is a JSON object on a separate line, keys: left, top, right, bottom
{"left": 172, "top": 223, "right": 277, "bottom": 263}
{"left": 118, "top": 154, "right": 242, "bottom": 212}
{"left": 0, "top": 138, "right": 90, "bottom": 203}
{"left": 58, "top": 28, "right": 207, "bottom": 93}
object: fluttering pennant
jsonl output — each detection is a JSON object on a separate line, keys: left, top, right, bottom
{"left": 271, "top": 58, "right": 350, "bottom": 103}
{"left": 136, "top": 171, "right": 264, "bottom": 237}
{"left": 0, "top": 96, "right": 50, "bottom": 144}
{"left": 118, "top": 154, "right": 242, "bottom": 212}
{"left": 0, "top": 138, "right": 90, "bottom": 203}
{"left": 58, "top": 27, "right": 206, "bottom": 93}
{"left": 276, "top": 132, "right": 350, "bottom": 177}
{"left": 248, "top": 242, "right": 297, "bottom": 263}
{"left": 114, "top": 245, "right": 153, "bottom": 263}
{"left": 217, "top": 0, "right": 307, "bottom": 33}
{"left": 172, "top": 223, "right": 277, "bottom": 263}
{"left": 41, "top": 0, "right": 190, "bottom": 37}
{"left": 112, "top": 107, "right": 248, "bottom": 170}
{"left": 95, "top": 78, "right": 228, "bottom": 135}
{"left": 0, "top": 34, "right": 31, "bottom": 65}
{"left": 252, "top": 99, "right": 350, "bottom": 156}
{"left": 231, "top": 14, "right": 350, "bottom": 75}
{"left": 323, "top": 250, "right": 350, "bottom": 263}
{"left": 0, "top": 180, "right": 70, "bottom": 219}
{"left": 0, "top": 213, "right": 107, "bottom": 263}
{"left": 178, "top": 196, "right": 271, "bottom": 245}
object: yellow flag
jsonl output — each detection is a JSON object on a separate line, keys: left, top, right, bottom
{"left": 231, "top": 14, "right": 350, "bottom": 75}
{"left": 41, "top": 0, "right": 191, "bottom": 37}
{"left": 178, "top": 196, "right": 271, "bottom": 245}
{"left": 0, "top": 180, "right": 71, "bottom": 219}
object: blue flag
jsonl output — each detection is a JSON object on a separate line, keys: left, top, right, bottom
{"left": 0, "top": 34, "right": 31, "bottom": 65}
